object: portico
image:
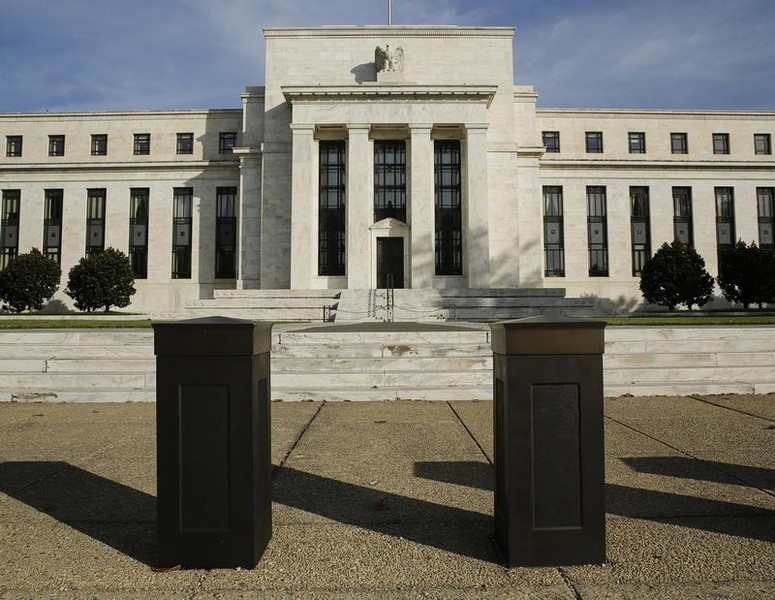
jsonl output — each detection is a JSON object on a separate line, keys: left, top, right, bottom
{"left": 243, "top": 25, "right": 521, "bottom": 294}
{"left": 281, "top": 86, "right": 496, "bottom": 290}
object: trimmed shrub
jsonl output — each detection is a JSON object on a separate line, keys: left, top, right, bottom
{"left": 65, "top": 248, "right": 136, "bottom": 312}
{"left": 639, "top": 240, "right": 715, "bottom": 310}
{"left": 717, "top": 240, "right": 775, "bottom": 308}
{"left": 0, "top": 248, "right": 61, "bottom": 313}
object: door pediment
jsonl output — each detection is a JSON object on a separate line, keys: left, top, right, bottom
{"left": 370, "top": 217, "right": 409, "bottom": 232}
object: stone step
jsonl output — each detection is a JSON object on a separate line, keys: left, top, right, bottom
{"left": 0, "top": 358, "right": 155, "bottom": 373}
{"left": 441, "top": 288, "right": 567, "bottom": 298}
{"left": 272, "top": 386, "right": 493, "bottom": 402}
{"left": 213, "top": 289, "right": 341, "bottom": 299}
{"left": 272, "top": 356, "right": 492, "bottom": 373}
{"left": 272, "top": 342, "right": 491, "bottom": 359}
{"left": 0, "top": 371, "right": 152, "bottom": 387}
{"left": 154, "top": 307, "right": 327, "bottom": 321}
{"left": 604, "top": 380, "right": 775, "bottom": 397}
{"left": 3, "top": 389, "right": 157, "bottom": 403}
{"left": 188, "top": 298, "right": 338, "bottom": 308}
{"left": 272, "top": 370, "right": 491, "bottom": 388}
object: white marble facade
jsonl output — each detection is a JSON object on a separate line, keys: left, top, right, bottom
{"left": 0, "top": 25, "right": 773, "bottom": 312}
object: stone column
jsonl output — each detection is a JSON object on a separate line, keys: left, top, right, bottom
{"left": 465, "top": 124, "right": 490, "bottom": 288}
{"left": 234, "top": 147, "right": 262, "bottom": 289}
{"left": 346, "top": 124, "right": 372, "bottom": 289}
{"left": 289, "top": 124, "right": 316, "bottom": 289}
{"left": 409, "top": 124, "right": 434, "bottom": 288}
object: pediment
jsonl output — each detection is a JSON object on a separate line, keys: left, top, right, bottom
{"left": 370, "top": 217, "right": 409, "bottom": 231}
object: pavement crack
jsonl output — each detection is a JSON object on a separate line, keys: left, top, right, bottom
{"left": 606, "top": 415, "right": 775, "bottom": 501}
{"left": 688, "top": 394, "right": 775, "bottom": 424}
{"left": 273, "top": 400, "right": 325, "bottom": 475}
{"left": 557, "top": 567, "right": 583, "bottom": 600}
{"left": 447, "top": 401, "right": 492, "bottom": 465}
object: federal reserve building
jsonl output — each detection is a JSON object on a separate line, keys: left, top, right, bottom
{"left": 1, "top": 25, "right": 774, "bottom": 316}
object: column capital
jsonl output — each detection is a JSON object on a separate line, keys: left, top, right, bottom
{"left": 409, "top": 123, "right": 434, "bottom": 132}
{"left": 289, "top": 123, "right": 315, "bottom": 133}
{"left": 346, "top": 123, "right": 371, "bottom": 132}
{"left": 465, "top": 123, "right": 490, "bottom": 132}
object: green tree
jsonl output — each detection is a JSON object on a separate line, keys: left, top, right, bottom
{"left": 65, "top": 248, "right": 136, "bottom": 312}
{"left": 717, "top": 240, "right": 775, "bottom": 309}
{"left": 0, "top": 248, "right": 61, "bottom": 313}
{"left": 639, "top": 240, "right": 715, "bottom": 310}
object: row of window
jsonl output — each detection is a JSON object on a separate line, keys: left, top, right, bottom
{"left": 4, "top": 132, "right": 239, "bottom": 158}
{"left": 542, "top": 185, "right": 775, "bottom": 278}
{"left": 0, "top": 188, "right": 238, "bottom": 279}
{"left": 318, "top": 138, "right": 463, "bottom": 277}
{"left": 542, "top": 131, "right": 773, "bottom": 156}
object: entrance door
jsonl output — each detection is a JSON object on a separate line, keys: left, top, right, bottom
{"left": 376, "top": 237, "right": 404, "bottom": 289}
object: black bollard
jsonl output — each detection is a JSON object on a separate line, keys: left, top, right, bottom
{"left": 153, "top": 316, "right": 272, "bottom": 569}
{"left": 491, "top": 316, "right": 606, "bottom": 567}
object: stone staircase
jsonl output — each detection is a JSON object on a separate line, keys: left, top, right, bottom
{"left": 271, "top": 322, "right": 491, "bottom": 401}
{"left": 604, "top": 325, "right": 775, "bottom": 396}
{"left": 1, "top": 324, "right": 772, "bottom": 403}
{"left": 0, "top": 330, "right": 156, "bottom": 402}
{"left": 154, "top": 287, "right": 598, "bottom": 323}
{"left": 333, "top": 289, "right": 447, "bottom": 322}
{"left": 152, "top": 289, "right": 341, "bottom": 322}
{"left": 441, "top": 288, "right": 599, "bottom": 320}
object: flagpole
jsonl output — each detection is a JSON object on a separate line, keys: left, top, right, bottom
{"left": 388, "top": 0, "right": 392, "bottom": 26}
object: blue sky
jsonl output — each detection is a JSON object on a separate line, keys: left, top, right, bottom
{"left": 1, "top": 0, "right": 774, "bottom": 112}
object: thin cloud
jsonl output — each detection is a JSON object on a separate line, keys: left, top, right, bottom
{"left": 0, "top": 0, "right": 773, "bottom": 111}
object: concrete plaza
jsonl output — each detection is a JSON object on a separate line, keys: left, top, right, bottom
{"left": 1, "top": 394, "right": 774, "bottom": 598}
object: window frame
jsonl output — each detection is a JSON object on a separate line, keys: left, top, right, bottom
{"left": 585, "top": 132, "right": 604, "bottom": 154}
{"left": 133, "top": 133, "right": 151, "bottom": 156}
{"left": 91, "top": 134, "right": 108, "bottom": 156}
{"left": 43, "top": 189, "right": 63, "bottom": 265}
{"left": 1, "top": 189, "right": 21, "bottom": 269}
{"left": 672, "top": 187, "right": 694, "bottom": 248}
{"left": 628, "top": 132, "right": 646, "bottom": 154}
{"left": 629, "top": 186, "right": 651, "bottom": 276}
{"left": 715, "top": 187, "right": 736, "bottom": 276}
{"left": 85, "top": 188, "right": 106, "bottom": 256}
{"left": 318, "top": 140, "right": 347, "bottom": 276}
{"left": 542, "top": 131, "right": 560, "bottom": 153}
{"left": 670, "top": 132, "right": 688, "bottom": 154}
{"left": 219, "top": 132, "right": 238, "bottom": 155}
{"left": 713, "top": 133, "right": 730, "bottom": 155}
{"left": 215, "top": 186, "right": 238, "bottom": 279}
{"left": 176, "top": 133, "right": 194, "bottom": 155}
{"left": 542, "top": 186, "right": 564, "bottom": 277}
{"left": 434, "top": 139, "right": 463, "bottom": 276}
{"left": 172, "top": 187, "right": 193, "bottom": 279}
{"left": 586, "top": 186, "right": 608, "bottom": 277}
{"left": 6, "top": 136, "right": 22, "bottom": 157}
{"left": 374, "top": 139, "right": 407, "bottom": 223}
{"left": 48, "top": 135, "right": 65, "bottom": 157}
{"left": 129, "top": 188, "right": 150, "bottom": 279}
{"left": 756, "top": 187, "right": 774, "bottom": 251}
{"left": 754, "top": 133, "right": 772, "bottom": 155}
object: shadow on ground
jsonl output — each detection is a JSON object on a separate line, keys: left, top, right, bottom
{"left": 415, "top": 460, "right": 775, "bottom": 543}
{"left": 0, "top": 461, "right": 157, "bottom": 566}
{"left": 0, "top": 461, "right": 498, "bottom": 567}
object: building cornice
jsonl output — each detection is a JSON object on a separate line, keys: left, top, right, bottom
{"left": 537, "top": 108, "right": 775, "bottom": 120}
{"left": 264, "top": 26, "right": 514, "bottom": 39}
{"left": 282, "top": 85, "right": 497, "bottom": 108}
{"left": 539, "top": 159, "right": 775, "bottom": 170}
{"left": 0, "top": 160, "right": 239, "bottom": 174}
{"left": 0, "top": 109, "right": 242, "bottom": 121}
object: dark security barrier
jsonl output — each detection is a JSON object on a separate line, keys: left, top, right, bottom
{"left": 153, "top": 317, "right": 272, "bottom": 569}
{"left": 491, "top": 317, "right": 606, "bottom": 567}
